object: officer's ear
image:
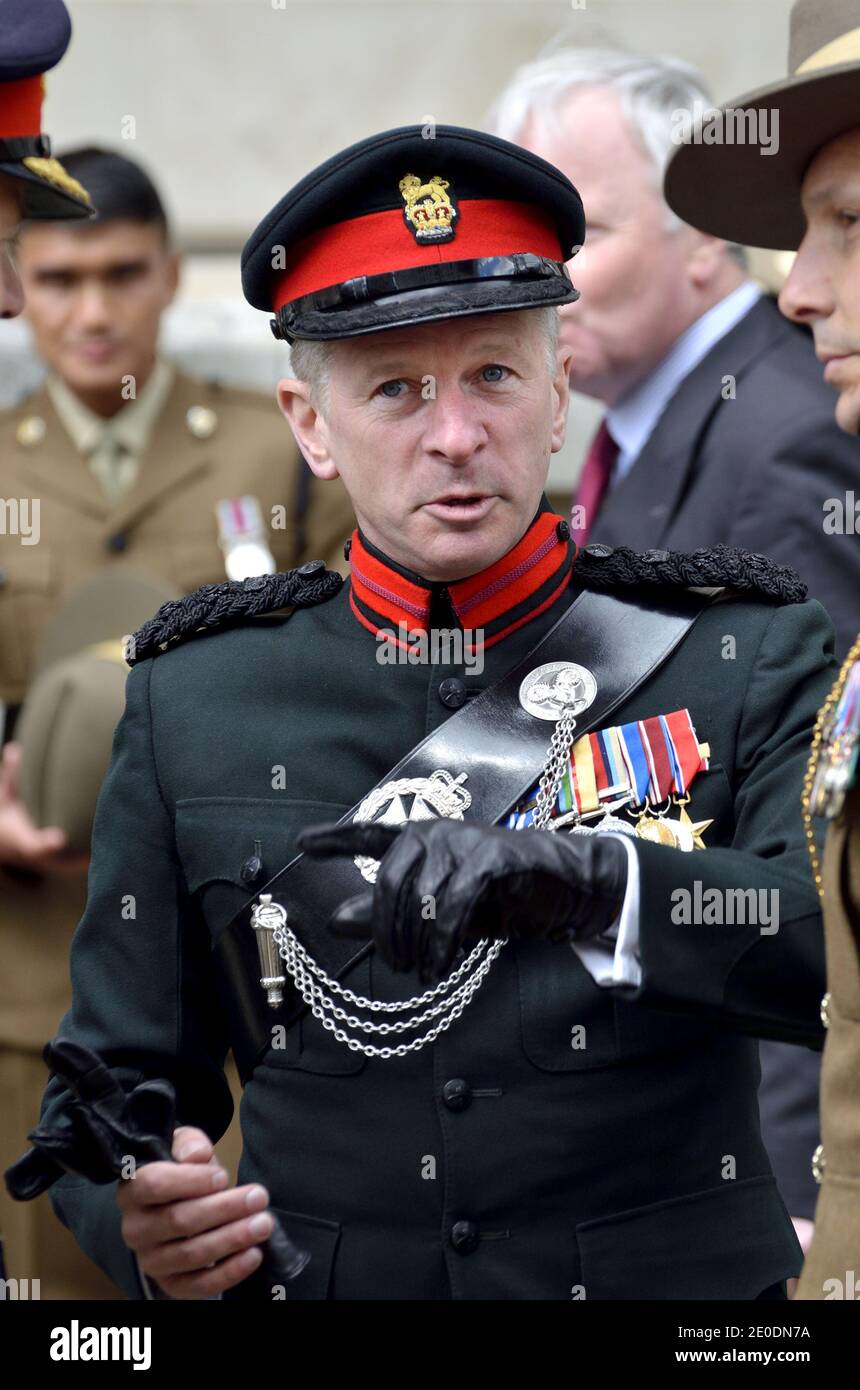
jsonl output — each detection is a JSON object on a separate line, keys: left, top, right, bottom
{"left": 550, "top": 345, "right": 573, "bottom": 455}
{"left": 277, "top": 378, "right": 339, "bottom": 480}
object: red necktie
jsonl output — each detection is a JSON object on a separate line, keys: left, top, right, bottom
{"left": 570, "top": 419, "right": 619, "bottom": 546}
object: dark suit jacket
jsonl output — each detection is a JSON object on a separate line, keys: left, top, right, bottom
{"left": 591, "top": 293, "right": 859, "bottom": 1220}
{"left": 594, "top": 295, "right": 860, "bottom": 663}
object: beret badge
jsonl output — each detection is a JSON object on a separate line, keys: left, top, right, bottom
{"left": 399, "top": 172, "right": 458, "bottom": 243}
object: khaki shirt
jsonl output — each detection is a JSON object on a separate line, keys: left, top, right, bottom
{"left": 45, "top": 358, "right": 175, "bottom": 503}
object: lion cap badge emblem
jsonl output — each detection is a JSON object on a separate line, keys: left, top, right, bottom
{"left": 399, "top": 172, "right": 459, "bottom": 244}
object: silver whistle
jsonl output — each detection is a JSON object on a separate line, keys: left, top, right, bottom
{"left": 250, "top": 893, "right": 288, "bottom": 1007}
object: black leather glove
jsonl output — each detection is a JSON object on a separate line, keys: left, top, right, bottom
{"left": 4, "top": 1039, "right": 310, "bottom": 1294}
{"left": 298, "top": 819, "right": 629, "bottom": 984}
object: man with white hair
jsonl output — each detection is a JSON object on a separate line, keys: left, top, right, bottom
{"left": 493, "top": 45, "right": 860, "bottom": 1264}
{"left": 491, "top": 48, "right": 859, "bottom": 658}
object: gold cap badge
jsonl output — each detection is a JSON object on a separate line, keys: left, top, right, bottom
{"left": 399, "top": 173, "right": 458, "bottom": 244}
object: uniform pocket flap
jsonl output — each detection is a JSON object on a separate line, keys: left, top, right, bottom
{"left": 268, "top": 1208, "right": 341, "bottom": 1301}
{"left": 175, "top": 797, "right": 349, "bottom": 895}
{"left": 577, "top": 1174, "right": 802, "bottom": 1299}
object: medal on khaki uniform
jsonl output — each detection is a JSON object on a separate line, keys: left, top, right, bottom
{"left": 215, "top": 495, "right": 276, "bottom": 580}
{"left": 809, "top": 656, "right": 860, "bottom": 821}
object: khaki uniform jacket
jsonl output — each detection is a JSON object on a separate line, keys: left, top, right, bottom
{"left": 0, "top": 368, "right": 354, "bottom": 706}
{"left": 796, "top": 779, "right": 860, "bottom": 1299}
{"left": 0, "top": 368, "right": 355, "bottom": 1048}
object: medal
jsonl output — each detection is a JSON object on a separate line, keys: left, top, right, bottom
{"left": 518, "top": 661, "right": 598, "bottom": 722}
{"left": 809, "top": 658, "right": 860, "bottom": 820}
{"left": 507, "top": 707, "right": 711, "bottom": 850}
{"left": 634, "top": 796, "right": 713, "bottom": 851}
{"left": 216, "top": 495, "right": 277, "bottom": 581}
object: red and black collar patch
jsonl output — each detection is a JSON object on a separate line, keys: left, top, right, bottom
{"left": 349, "top": 510, "right": 573, "bottom": 653}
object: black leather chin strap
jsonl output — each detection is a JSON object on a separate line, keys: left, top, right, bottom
{"left": 215, "top": 583, "right": 720, "bottom": 1082}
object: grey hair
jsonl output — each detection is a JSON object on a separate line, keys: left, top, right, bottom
{"left": 489, "top": 47, "right": 747, "bottom": 266}
{"left": 288, "top": 337, "right": 334, "bottom": 413}
{"left": 287, "top": 305, "right": 562, "bottom": 415}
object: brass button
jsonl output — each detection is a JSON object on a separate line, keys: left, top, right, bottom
{"left": 186, "top": 405, "right": 217, "bottom": 439}
{"left": 820, "top": 992, "right": 831, "bottom": 1029}
{"left": 16, "top": 415, "right": 46, "bottom": 447}
{"left": 811, "top": 1143, "right": 825, "bottom": 1184}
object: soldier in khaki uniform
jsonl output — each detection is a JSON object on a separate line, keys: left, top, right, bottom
{"left": 0, "top": 145, "right": 353, "bottom": 1296}
{"left": 664, "top": 0, "right": 860, "bottom": 1298}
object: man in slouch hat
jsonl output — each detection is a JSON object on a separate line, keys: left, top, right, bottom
{"left": 666, "top": 0, "right": 860, "bottom": 1302}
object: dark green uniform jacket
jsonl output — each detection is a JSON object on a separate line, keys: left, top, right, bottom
{"left": 39, "top": 508, "right": 836, "bottom": 1300}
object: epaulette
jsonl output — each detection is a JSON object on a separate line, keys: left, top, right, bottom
{"left": 572, "top": 543, "right": 807, "bottom": 604}
{"left": 126, "top": 562, "right": 343, "bottom": 666}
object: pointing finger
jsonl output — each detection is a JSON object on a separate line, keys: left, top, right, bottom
{"left": 298, "top": 822, "right": 404, "bottom": 859}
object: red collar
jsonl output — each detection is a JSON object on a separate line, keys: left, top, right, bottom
{"left": 348, "top": 508, "right": 574, "bottom": 653}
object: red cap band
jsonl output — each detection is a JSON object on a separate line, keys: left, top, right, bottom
{"left": 273, "top": 198, "right": 564, "bottom": 309}
{"left": 0, "top": 75, "right": 44, "bottom": 139}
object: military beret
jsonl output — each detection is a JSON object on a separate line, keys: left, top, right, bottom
{"left": 17, "top": 573, "right": 180, "bottom": 851}
{"left": 241, "top": 124, "right": 585, "bottom": 341}
{"left": 0, "top": 0, "right": 93, "bottom": 219}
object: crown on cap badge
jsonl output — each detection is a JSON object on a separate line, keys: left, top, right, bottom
{"left": 399, "top": 173, "right": 458, "bottom": 244}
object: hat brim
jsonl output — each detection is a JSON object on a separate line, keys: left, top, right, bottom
{"left": 283, "top": 274, "right": 579, "bottom": 341}
{"left": 664, "top": 63, "right": 860, "bottom": 250}
{"left": 33, "top": 571, "right": 181, "bottom": 675}
{"left": 0, "top": 159, "right": 94, "bottom": 220}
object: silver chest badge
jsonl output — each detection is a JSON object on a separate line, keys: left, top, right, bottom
{"left": 518, "top": 662, "right": 598, "bottom": 722}
{"left": 352, "top": 769, "right": 471, "bottom": 883}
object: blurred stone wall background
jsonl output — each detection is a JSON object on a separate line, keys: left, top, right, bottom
{"left": 1, "top": 0, "right": 796, "bottom": 489}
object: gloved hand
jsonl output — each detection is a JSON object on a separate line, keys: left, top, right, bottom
{"left": 297, "top": 819, "right": 629, "bottom": 984}
{"left": 4, "top": 1039, "right": 311, "bottom": 1295}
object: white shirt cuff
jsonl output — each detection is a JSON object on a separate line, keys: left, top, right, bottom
{"left": 569, "top": 834, "right": 642, "bottom": 988}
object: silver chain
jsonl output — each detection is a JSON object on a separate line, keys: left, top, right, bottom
{"left": 274, "top": 915, "right": 505, "bottom": 1058}
{"left": 275, "top": 917, "right": 494, "bottom": 1012}
{"left": 265, "top": 713, "right": 576, "bottom": 1059}
{"left": 531, "top": 709, "right": 578, "bottom": 830}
